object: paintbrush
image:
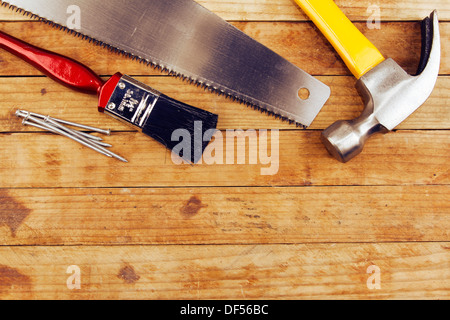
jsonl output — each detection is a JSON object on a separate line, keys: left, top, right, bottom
{"left": 0, "top": 29, "right": 218, "bottom": 163}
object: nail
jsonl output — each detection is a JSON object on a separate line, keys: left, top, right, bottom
{"left": 16, "top": 110, "right": 111, "bottom": 135}
{"left": 17, "top": 110, "right": 104, "bottom": 142}
{"left": 44, "top": 117, "right": 127, "bottom": 162}
{"left": 75, "top": 131, "right": 104, "bottom": 142}
{"left": 22, "top": 119, "right": 58, "bottom": 134}
{"left": 18, "top": 110, "right": 127, "bottom": 162}
{"left": 57, "top": 124, "right": 112, "bottom": 148}
{"left": 25, "top": 116, "right": 113, "bottom": 159}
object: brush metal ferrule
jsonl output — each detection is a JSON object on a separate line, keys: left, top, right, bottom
{"left": 104, "top": 75, "right": 161, "bottom": 131}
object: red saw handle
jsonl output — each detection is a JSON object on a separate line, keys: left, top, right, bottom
{"left": 0, "top": 30, "right": 104, "bottom": 94}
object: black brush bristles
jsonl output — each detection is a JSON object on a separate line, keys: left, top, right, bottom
{"left": 142, "top": 94, "right": 218, "bottom": 164}
{"left": 104, "top": 75, "right": 218, "bottom": 164}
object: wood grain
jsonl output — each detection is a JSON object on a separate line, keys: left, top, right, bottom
{"left": 0, "top": 244, "right": 448, "bottom": 300}
{"left": 0, "top": 21, "right": 447, "bottom": 77}
{"left": 0, "top": 186, "right": 448, "bottom": 245}
{"left": 199, "top": 0, "right": 450, "bottom": 21}
{"left": 0, "top": 131, "right": 448, "bottom": 188}
{"left": 0, "top": 0, "right": 448, "bottom": 21}
{"left": 0, "top": 76, "right": 448, "bottom": 132}
{"left": 0, "top": 0, "right": 448, "bottom": 301}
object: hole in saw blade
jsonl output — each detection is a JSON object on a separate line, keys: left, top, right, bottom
{"left": 298, "top": 88, "right": 310, "bottom": 100}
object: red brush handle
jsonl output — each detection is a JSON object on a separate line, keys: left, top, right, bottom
{"left": 0, "top": 30, "right": 104, "bottom": 94}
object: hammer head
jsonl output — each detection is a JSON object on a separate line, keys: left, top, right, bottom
{"left": 322, "top": 11, "right": 441, "bottom": 163}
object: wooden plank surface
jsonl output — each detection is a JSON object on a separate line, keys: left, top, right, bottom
{"left": 0, "top": 244, "right": 448, "bottom": 300}
{"left": 0, "top": 0, "right": 448, "bottom": 300}
{"left": 0, "top": 21, "right": 448, "bottom": 77}
{"left": 0, "top": 130, "right": 448, "bottom": 188}
{"left": 1, "top": 186, "right": 448, "bottom": 245}
{"left": 0, "top": 76, "right": 449, "bottom": 131}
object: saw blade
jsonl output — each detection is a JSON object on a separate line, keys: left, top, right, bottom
{"left": 2, "top": 0, "right": 330, "bottom": 127}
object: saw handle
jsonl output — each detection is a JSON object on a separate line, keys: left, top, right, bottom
{"left": 0, "top": 30, "right": 104, "bottom": 94}
{"left": 294, "top": 0, "right": 385, "bottom": 78}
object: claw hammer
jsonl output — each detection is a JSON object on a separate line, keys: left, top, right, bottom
{"left": 294, "top": 0, "right": 441, "bottom": 162}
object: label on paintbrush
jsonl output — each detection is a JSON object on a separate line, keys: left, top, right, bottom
{"left": 104, "top": 75, "right": 161, "bottom": 131}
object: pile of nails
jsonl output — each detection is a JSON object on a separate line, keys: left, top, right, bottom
{"left": 15, "top": 110, "right": 128, "bottom": 163}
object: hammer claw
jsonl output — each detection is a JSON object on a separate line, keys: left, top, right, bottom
{"left": 296, "top": 2, "right": 441, "bottom": 163}
{"left": 323, "top": 11, "right": 440, "bottom": 163}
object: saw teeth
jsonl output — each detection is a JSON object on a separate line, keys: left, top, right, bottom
{"left": 0, "top": 0, "right": 308, "bottom": 128}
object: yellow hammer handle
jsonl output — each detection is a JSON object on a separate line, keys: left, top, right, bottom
{"left": 294, "top": 0, "right": 385, "bottom": 79}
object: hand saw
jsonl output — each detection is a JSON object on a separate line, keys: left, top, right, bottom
{"left": 1, "top": 0, "right": 331, "bottom": 127}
